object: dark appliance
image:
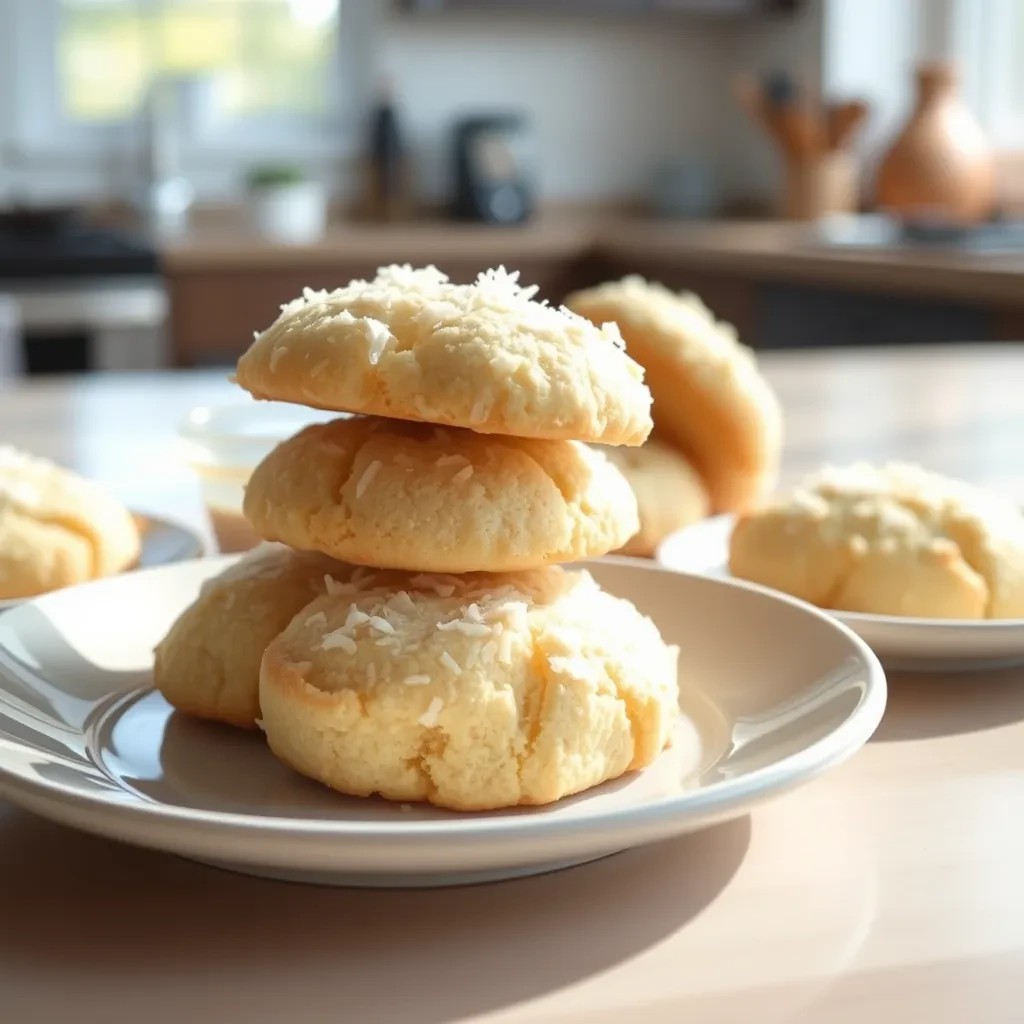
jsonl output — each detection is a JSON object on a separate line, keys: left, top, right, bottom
{"left": 452, "top": 114, "right": 534, "bottom": 225}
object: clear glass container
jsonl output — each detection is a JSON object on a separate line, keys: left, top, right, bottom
{"left": 177, "top": 402, "right": 337, "bottom": 553}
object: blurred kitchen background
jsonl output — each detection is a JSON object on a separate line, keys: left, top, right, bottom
{"left": 0, "top": 0, "right": 1022, "bottom": 377}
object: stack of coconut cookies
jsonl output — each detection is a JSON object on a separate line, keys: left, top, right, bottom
{"left": 155, "top": 265, "right": 681, "bottom": 811}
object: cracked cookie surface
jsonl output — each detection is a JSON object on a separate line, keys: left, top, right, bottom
{"left": 259, "top": 565, "right": 680, "bottom": 810}
{"left": 729, "top": 462, "right": 1024, "bottom": 619}
{"left": 243, "top": 415, "right": 639, "bottom": 572}
{"left": 235, "top": 264, "right": 653, "bottom": 446}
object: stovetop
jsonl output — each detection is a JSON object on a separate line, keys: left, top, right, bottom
{"left": 0, "top": 219, "right": 158, "bottom": 280}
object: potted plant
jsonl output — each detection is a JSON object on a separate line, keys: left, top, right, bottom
{"left": 245, "top": 164, "right": 328, "bottom": 243}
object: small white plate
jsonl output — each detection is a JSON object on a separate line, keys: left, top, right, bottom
{"left": 0, "top": 512, "right": 206, "bottom": 614}
{"left": 0, "top": 555, "right": 885, "bottom": 888}
{"left": 658, "top": 516, "right": 1024, "bottom": 672}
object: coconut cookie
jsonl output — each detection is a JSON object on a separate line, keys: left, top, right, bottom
{"left": 154, "top": 545, "right": 351, "bottom": 728}
{"left": 0, "top": 446, "right": 140, "bottom": 599}
{"left": 235, "top": 264, "right": 653, "bottom": 446}
{"left": 600, "top": 439, "right": 709, "bottom": 558}
{"left": 243, "top": 415, "right": 639, "bottom": 572}
{"left": 259, "top": 565, "right": 679, "bottom": 811}
{"left": 730, "top": 462, "right": 1024, "bottom": 619}
{"left": 566, "top": 276, "right": 781, "bottom": 512}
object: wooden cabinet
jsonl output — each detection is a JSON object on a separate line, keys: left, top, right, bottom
{"left": 162, "top": 216, "right": 1024, "bottom": 366}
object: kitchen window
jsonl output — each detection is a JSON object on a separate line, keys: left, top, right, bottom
{"left": 924, "top": 0, "right": 1024, "bottom": 150}
{"left": 964, "top": 0, "right": 1024, "bottom": 149}
{"left": 5, "top": 0, "right": 369, "bottom": 159}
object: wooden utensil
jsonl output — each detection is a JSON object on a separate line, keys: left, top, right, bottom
{"left": 826, "top": 101, "right": 869, "bottom": 152}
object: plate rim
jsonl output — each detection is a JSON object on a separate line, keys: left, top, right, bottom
{"left": 0, "top": 554, "right": 887, "bottom": 844}
{"left": 658, "top": 514, "right": 1024, "bottom": 633}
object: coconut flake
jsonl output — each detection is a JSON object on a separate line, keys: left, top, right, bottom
{"left": 355, "top": 460, "right": 383, "bottom": 500}
{"left": 387, "top": 590, "right": 417, "bottom": 615}
{"left": 409, "top": 573, "right": 457, "bottom": 598}
{"left": 321, "top": 630, "right": 357, "bottom": 654}
{"left": 364, "top": 318, "right": 392, "bottom": 365}
{"left": 418, "top": 696, "right": 444, "bottom": 727}
{"left": 404, "top": 674, "right": 431, "bottom": 686}
{"left": 344, "top": 605, "right": 371, "bottom": 630}
{"left": 440, "top": 651, "right": 461, "bottom": 675}
{"left": 324, "top": 574, "right": 355, "bottom": 596}
{"left": 451, "top": 465, "right": 474, "bottom": 484}
{"left": 368, "top": 615, "right": 394, "bottom": 634}
{"left": 437, "top": 619, "right": 491, "bottom": 636}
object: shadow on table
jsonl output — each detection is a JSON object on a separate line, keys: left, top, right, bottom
{"left": 871, "top": 665, "right": 1024, "bottom": 742}
{"left": 0, "top": 810, "right": 750, "bottom": 1024}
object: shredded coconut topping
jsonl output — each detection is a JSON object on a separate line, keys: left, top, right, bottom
{"left": 404, "top": 674, "right": 431, "bottom": 686}
{"left": 451, "top": 465, "right": 474, "bottom": 484}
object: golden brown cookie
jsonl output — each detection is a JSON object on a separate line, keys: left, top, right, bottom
{"left": 259, "top": 565, "right": 680, "bottom": 810}
{"left": 235, "top": 265, "right": 653, "bottom": 446}
{"left": 566, "top": 276, "right": 781, "bottom": 512}
{"left": 243, "top": 415, "right": 639, "bottom": 572}
{"left": 600, "top": 439, "right": 710, "bottom": 557}
{"left": 0, "top": 446, "right": 140, "bottom": 599}
{"left": 729, "top": 462, "right": 1024, "bottom": 619}
{"left": 153, "top": 544, "right": 350, "bottom": 728}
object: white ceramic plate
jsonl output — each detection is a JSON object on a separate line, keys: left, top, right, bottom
{"left": 658, "top": 515, "right": 1024, "bottom": 672}
{"left": 0, "top": 512, "right": 206, "bottom": 614}
{"left": 0, "top": 555, "right": 885, "bottom": 888}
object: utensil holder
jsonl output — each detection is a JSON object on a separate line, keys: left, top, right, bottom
{"left": 782, "top": 151, "right": 858, "bottom": 220}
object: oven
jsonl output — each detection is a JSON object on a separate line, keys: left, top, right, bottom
{"left": 0, "top": 210, "right": 167, "bottom": 377}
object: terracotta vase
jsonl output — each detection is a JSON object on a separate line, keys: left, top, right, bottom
{"left": 875, "top": 62, "right": 995, "bottom": 225}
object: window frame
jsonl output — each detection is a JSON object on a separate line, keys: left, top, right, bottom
{"left": 2, "top": 0, "right": 371, "bottom": 164}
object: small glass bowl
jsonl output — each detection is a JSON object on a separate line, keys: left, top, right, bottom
{"left": 177, "top": 402, "right": 337, "bottom": 553}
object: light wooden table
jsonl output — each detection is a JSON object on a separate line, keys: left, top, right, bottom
{"left": 2, "top": 345, "right": 1024, "bottom": 1024}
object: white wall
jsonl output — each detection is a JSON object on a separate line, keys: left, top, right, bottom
{"left": 378, "top": 12, "right": 730, "bottom": 203}
{"left": 0, "top": 0, "right": 837, "bottom": 210}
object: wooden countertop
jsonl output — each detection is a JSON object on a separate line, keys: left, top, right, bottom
{"left": 3, "top": 345, "right": 1024, "bottom": 1022}
{"left": 161, "top": 212, "right": 1024, "bottom": 305}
